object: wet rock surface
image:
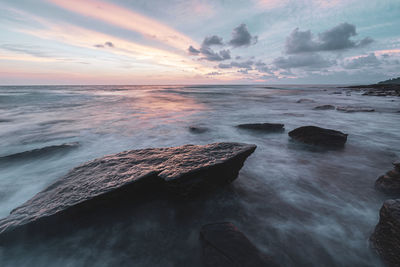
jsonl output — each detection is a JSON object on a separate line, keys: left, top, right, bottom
{"left": 288, "top": 126, "right": 348, "bottom": 148}
{"left": 375, "top": 162, "right": 400, "bottom": 194}
{"left": 346, "top": 84, "right": 400, "bottom": 97}
{"left": 0, "top": 142, "right": 256, "bottom": 237}
{"left": 200, "top": 222, "right": 276, "bottom": 267}
{"left": 371, "top": 199, "right": 400, "bottom": 267}
{"left": 189, "top": 126, "right": 209, "bottom": 134}
{"left": 313, "top": 105, "right": 335, "bottom": 110}
{"left": 296, "top": 99, "right": 315, "bottom": 103}
{"left": 336, "top": 106, "right": 375, "bottom": 113}
{"left": 237, "top": 123, "right": 284, "bottom": 132}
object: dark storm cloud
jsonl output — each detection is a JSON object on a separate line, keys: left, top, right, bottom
{"left": 229, "top": 24, "right": 258, "bottom": 47}
{"left": 188, "top": 45, "right": 200, "bottom": 55}
{"left": 285, "top": 23, "right": 373, "bottom": 54}
{"left": 343, "top": 53, "right": 381, "bottom": 69}
{"left": 202, "top": 35, "right": 224, "bottom": 46}
{"left": 273, "top": 54, "right": 335, "bottom": 69}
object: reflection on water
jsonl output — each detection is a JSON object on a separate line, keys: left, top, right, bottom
{"left": 0, "top": 85, "right": 399, "bottom": 266}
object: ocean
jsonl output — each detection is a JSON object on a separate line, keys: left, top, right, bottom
{"left": 0, "top": 84, "right": 399, "bottom": 266}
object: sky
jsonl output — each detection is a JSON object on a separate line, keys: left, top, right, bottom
{"left": 0, "top": 0, "right": 399, "bottom": 85}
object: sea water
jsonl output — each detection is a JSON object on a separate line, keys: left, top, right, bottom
{"left": 0, "top": 85, "right": 399, "bottom": 266}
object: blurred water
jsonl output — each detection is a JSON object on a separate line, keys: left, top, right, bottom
{"left": 0, "top": 85, "right": 399, "bottom": 266}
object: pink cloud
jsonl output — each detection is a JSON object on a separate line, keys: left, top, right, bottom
{"left": 47, "top": 0, "right": 198, "bottom": 51}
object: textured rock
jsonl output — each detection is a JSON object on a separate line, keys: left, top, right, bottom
{"left": 375, "top": 162, "right": 400, "bottom": 194}
{"left": 288, "top": 126, "right": 348, "bottom": 148}
{"left": 296, "top": 99, "right": 315, "bottom": 103}
{"left": 0, "top": 142, "right": 256, "bottom": 237}
{"left": 313, "top": 105, "right": 335, "bottom": 110}
{"left": 336, "top": 106, "right": 375, "bottom": 113}
{"left": 200, "top": 222, "right": 276, "bottom": 267}
{"left": 237, "top": 123, "right": 284, "bottom": 132}
{"left": 371, "top": 199, "right": 400, "bottom": 266}
{"left": 189, "top": 126, "right": 209, "bottom": 134}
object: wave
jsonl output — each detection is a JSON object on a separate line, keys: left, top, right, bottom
{"left": 0, "top": 142, "right": 80, "bottom": 163}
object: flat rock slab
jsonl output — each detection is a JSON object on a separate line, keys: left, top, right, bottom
{"left": 371, "top": 199, "right": 400, "bottom": 266}
{"left": 200, "top": 222, "right": 276, "bottom": 267}
{"left": 288, "top": 126, "right": 348, "bottom": 148}
{"left": 237, "top": 123, "right": 284, "bottom": 132}
{"left": 0, "top": 142, "right": 256, "bottom": 237}
{"left": 375, "top": 162, "right": 400, "bottom": 194}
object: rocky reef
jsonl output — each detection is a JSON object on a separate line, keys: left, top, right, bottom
{"left": 336, "top": 106, "right": 375, "bottom": 113}
{"left": 237, "top": 123, "right": 284, "bottom": 132}
{"left": 371, "top": 199, "right": 400, "bottom": 266}
{"left": 313, "top": 105, "right": 335, "bottom": 110}
{"left": 200, "top": 222, "right": 276, "bottom": 267}
{"left": 0, "top": 142, "right": 256, "bottom": 238}
{"left": 288, "top": 126, "right": 348, "bottom": 148}
{"left": 375, "top": 162, "right": 400, "bottom": 194}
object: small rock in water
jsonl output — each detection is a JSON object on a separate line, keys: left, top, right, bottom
{"left": 237, "top": 123, "right": 284, "bottom": 132}
{"left": 0, "top": 142, "right": 256, "bottom": 238}
{"left": 200, "top": 222, "right": 276, "bottom": 267}
{"left": 188, "top": 126, "right": 208, "bottom": 134}
{"left": 296, "top": 99, "right": 315, "bottom": 103}
{"left": 375, "top": 161, "right": 400, "bottom": 194}
{"left": 336, "top": 106, "right": 375, "bottom": 113}
{"left": 371, "top": 199, "right": 400, "bottom": 266}
{"left": 313, "top": 105, "right": 335, "bottom": 110}
{"left": 288, "top": 126, "right": 348, "bottom": 148}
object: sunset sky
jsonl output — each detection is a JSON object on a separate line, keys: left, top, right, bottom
{"left": 0, "top": 0, "right": 399, "bottom": 85}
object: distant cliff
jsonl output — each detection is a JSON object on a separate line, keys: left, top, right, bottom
{"left": 378, "top": 77, "right": 400, "bottom": 85}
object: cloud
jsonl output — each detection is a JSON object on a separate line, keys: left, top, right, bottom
{"left": 200, "top": 47, "right": 231, "bottom": 61}
{"left": 202, "top": 35, "right": 224, "bottom": 46}
{"left": 105, "top": 41, "right": 114, "bottom": 47}
{"left": 218, "top": 60, "right": 254, "bottom": 69}
{"left": 189, "top": 35, "right": 229, "bottom": 61}
{"left": 207, "top": 71, "right": 222, "bottom": 76}
{"left": 343, "top": 53, "right": 381, "bottom": 69}
{"left": 254, "top": 61, "right": 272, "bottom": 73}
{"left": 188, "top": 45, "right": 200, "bottom": 55}
{"left": 48, "top": 0, "right": 198, "bottom": 51}
{"left": 273, "top": 54, "right": 335, "bottom": 69}
{"left": 285, "top": 23, "right": 373, "bottom": 54}
{"left": 187, "top": 24, "right": 257, "bottom": 62}
{"left": 0, "top": 44, "right": 51, "bottom": 58}
{"left": 229, "top": 24, "right": 258, "bottom": 47}
{"left": 94, "top": 41, "right": 114, "bottom": 48}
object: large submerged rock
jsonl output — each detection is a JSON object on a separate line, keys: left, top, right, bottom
{"left": 288, "top": 126, "right": 348, "bottom": 148}
{"left": 0, "top": 142, "right": 256, "bottom": 237}
{"left": 237, "top": 123, "right": 284, "bottom": 132}
{"left": 371, "top": 199, "right": 400, "bottom": 266}
{"left": 200, "top": 222, "right": 276, "bottom": 267}
{"left": 375, "top": 162, "right": 400, "bottom": 194}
